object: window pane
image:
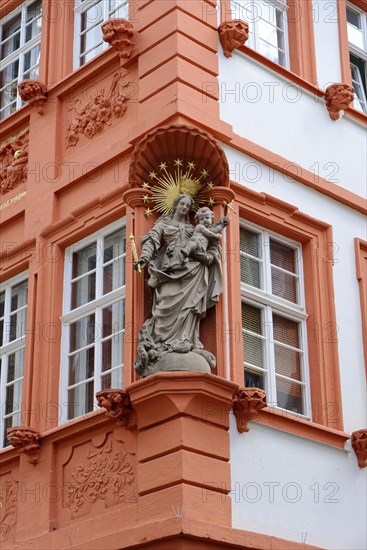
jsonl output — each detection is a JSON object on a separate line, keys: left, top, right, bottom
{"left": 347, "top": 6, "right": 361, "bottom": 28}
{"left": 271, "top": 267, "right": 297, "bottom": 302}
{"left": 242, "top": 302, "right": 262, "bottom": 334}
{"left": 69, "top": 347, "right": 95, "bottom": 385}
{"left": 5, "top": 379, "right": 23, "bottom": 415}
{"left": 270, "top": 240, "right": 296, "bottom": 272}
{"left": 25, "top": 0, "right": 42, "bottom": 42}
{"left": 1, "top": 15, "right": 21, "bottom": 57}
{"left": 273, "top": 314, "right": 299, "bottom": 347}
{"left": 103, "top": 229, "right": 126, "bottom": 263}
{"left": 274, "top": 344, "right": 301, "bottom": 380}
{"left": 240, "top": 228, "right": 260, "bottom": 257}
{"left": 241, "top": 256, "right": 261, "bottom": 287}
{"left": 68, "top": 381, "right": 94, "bottom": 419}
{"left": 11, "top": 281, "right": 28, "bottom": 311}
{"left": 109, "top": 0, "right": 129, "bottom": 18}
{"left": 0, "top": 292, "right": 5, "bottom": 347}
{"left": 244, "top": 333, "right": 263, "bottom": 368}
{"left": 72, "top": 243, "right": 97, "bottom": 278}
{"left": 9, "top": 308, "right": 27, "bottom": 341}
{"left": 71, "top": 273, "right": 96, "bottom": 308}
{"left": 81, "top": 2, "right": 104, "bottom": 30}
{"left": 23, "top": 44, "right": 40, "bottom": 77}
{"left": 276, "top": 377, "right": 303, "bottom": 414}
{"left": 102, "top": 300, "right": 124, "bottom": 338}
{"left": 245, "top": 369, "right": 264, "bottom": 389}
{"left": 7, "top": 349, "right": 25, "bottom": 383}
{"left": 70, "top": 314, "right": 95, "bottom": 352}
{"left": 102, "top": 333, "right": 123, "bottom": 371}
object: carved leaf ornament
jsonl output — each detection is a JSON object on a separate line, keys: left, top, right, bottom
{"left": 66, "top": 72, "right": 130, "bottom": 148}
{"left": 0, "top": 479, "right": 18, "bottom": 543}
{"left": 65, "top": 441, "right": 134, "bottom": 512}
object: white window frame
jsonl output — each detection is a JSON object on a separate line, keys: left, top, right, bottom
{"left": 240, "top": 220, "right": 311, "bottom": 418}
{"left": 0, "top": 0, "right": 42, "bottom": 120}
{"left": 346, "top": 2, "right": 367, "bottom": 113}
{"left": 60, "top": 219, "right": 126, "bottom": 424}
{"left": 0, "top": 272, "right": 28, "bottom": 448}
{"left": 230, "top": 0, "right": 290, "bottom": 69}
{"left": 73, "top": 0, "right": 129, "bottom": 68}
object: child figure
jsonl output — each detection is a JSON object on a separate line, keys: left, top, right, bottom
{"left": 181, "top": 207, "right": 229, "bottom": 261}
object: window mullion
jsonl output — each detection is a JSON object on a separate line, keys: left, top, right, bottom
{"left": 16, "top": 4, "right": 26, "bottom": 110}
{"left": 94, "top": 305, "right": 103, "bottom": 394}
{"left": 264, "top": 304, "right": 277, "bottom": 405}
{"left": 3, "top": 286, "right": 11, "bottom": 347}
{"left": 0, "top": 354, "right": 9, "bottom": 446}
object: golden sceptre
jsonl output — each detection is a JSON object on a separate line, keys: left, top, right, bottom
{"left": 129, "top": 234, "right": 142, "bottom": 274}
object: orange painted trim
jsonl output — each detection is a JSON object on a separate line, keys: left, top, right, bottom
{"left": 257, "top": 408, "right": 349, "bottom": 448}
{"left": 338, "top": 0, "right": 353, "bottom": 87}
{"left": 355, "top": 238, "right": 367, "bottom": 376}
{"left": 228, "top": 181, "right": 344, "bottom": 434}
{"left": 0, "top": 0, "right": 22, "bottom": 17}
{"left": 350, "top": 0, "right": 367, "bottom": 12}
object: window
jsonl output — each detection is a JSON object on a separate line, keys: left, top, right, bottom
{"left": 0, "top": 274, "right": 28, "bottom": 448}
{"left": 240, "top": 222, "right": 310, "bottom": 417}
{"left": 346, "top": 3, "right": 367, "bottom": 113}
{"left": 60, "top": 221, "right": 126, "bottom": 422}
{"left": 0, "top": 0, "right": 42, "bottom": 120}
{"left": 74, "top": 0, "right": 129, "bottom": 67}
{"left": 231, "top": 0, "right": 289, "bottom": 68}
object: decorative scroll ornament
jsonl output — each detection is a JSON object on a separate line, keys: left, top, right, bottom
{"left": 218, "top": 20, "right": 249, "bottom": 58}
{"left": 7, "top": 426, "right": 41, "bottom": 464}
{"left": 66, "top": 72, "right": 130, "bottom": 147}
{"left": 65, "top": 440, "right": 134, "bottom": 513}
{"left": 102, "top": 18, "right": 135, "bottom": 62}
{"left": 139, "top": 159, "right": 216, "bottom": 217}
{"left": 18, "top": 79, "right": 47, "bottom": 114}
{"left": 325, "top": 83, "right": 354, "bottom": 120}
{"left": 0, "top": 130, "right": 29, "bottom": 195}
{"left": 232, "top": 388, "right": 267, "bottom": 433}
{"left": 351, "top": 429, "right": 367, "bottom": 468}
{"left": 96, "top": 389, "right": 133, "bottom": 427}
{"left": 0, "top": 478, "right": 18, "bottom": 543}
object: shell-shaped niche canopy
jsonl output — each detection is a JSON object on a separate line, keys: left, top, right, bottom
{"left": 129, "top": 124, "right": 229, "bottom": 191}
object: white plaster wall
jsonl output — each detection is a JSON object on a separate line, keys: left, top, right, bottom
{"left": 312, "top": 0, "right": 342, "bottom": 87}
{"left": 230, "top": 420, "right": 367, "bottom": 549}
{"left": 218, "top": 52, "right": 366, "bottom": 197}
{"left": 222, "top": 144, "right": 367, "bottom": 433}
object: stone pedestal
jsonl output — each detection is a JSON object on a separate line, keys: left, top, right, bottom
{"left": 127, "top": 372, "right": 238, "bottom": 527}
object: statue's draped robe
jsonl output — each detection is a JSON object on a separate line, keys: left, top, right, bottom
{"left": 140, "top": 216, "right": 223, "bottom": 350}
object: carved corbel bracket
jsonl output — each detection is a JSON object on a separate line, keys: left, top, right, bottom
{"left": 232, "top": 387, "right": 267, "bottom": 433}
{"left": 7, "top": 426, "right": 41, "bottom": 464}
{"left": 96, "top": 389, "right": 133, "bottom": 427}
{"left": 18, "top": 79, "right": 47, "bottom": 114}
{"left": 218, "top": 20, "right": 249, "bottom": 58}
{"left": 102, "top": 18, "right": 135, "bottom": 63}
{"left": 351, "top": 429, "right": 367, "bottom": 468}
{"left": 324, "top": 83, "right": 354, "bottom": 120}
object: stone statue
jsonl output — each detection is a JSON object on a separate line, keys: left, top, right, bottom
{"left": 134, "top": 194, "right": 229, "bottom": 377}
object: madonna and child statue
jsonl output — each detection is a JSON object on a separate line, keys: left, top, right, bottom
{"left": 133, "top": 184, "right": 229, "bottom": 378}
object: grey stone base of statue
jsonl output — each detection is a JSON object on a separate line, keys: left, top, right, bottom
{"left": 138, "top": 351, "right": 211, "bottom": 378}
{"left": 134, "top": 326, "right": 217, "bottom": 378}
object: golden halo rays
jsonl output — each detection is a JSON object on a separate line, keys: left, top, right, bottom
{"left": 141, "top": 159, "right": 214, "bottom": 217}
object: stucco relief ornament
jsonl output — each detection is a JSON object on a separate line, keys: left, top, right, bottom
{"left": 96, "top": 389, "right": 133, "bottom": 427}
{"left": 18, "top": 79, "right": 47, "bottom": 114}
{"left": 0, "top": 130, "right": 29, "bottom": 195}
{"left": 65, "top": 441, "right": 134, "bottom": 513}
{"left": 102, "top": 18, "right": 135, "bottom": 63}
{"left": 232, "top": 388, "right": 267, "bottom": 433}
{"left": 324, "top": 83, "right": 354, "bottom": 120}
{"left": 218, "top": 20, "right": 249, "bottom": 58}
{"left": 66, "top": 72, "right": 130, "bottom": 147}
{"left": 351, "top": 429, "right": 367, "bottom": 468}
{"left": 0, "top": 478, "right": 18, "bottom": 543}
{"left": 7, "top": 426, "right": 41, "bottom": 464}
{"left": 132, "top": 161, "right": 230, "bottom": 377}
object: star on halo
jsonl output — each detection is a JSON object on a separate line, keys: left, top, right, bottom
{"left": 159, "top": 162, "right": 167, "bottom": 170}
{"left": 144, "top": 207, "right": 153, "bottom": 217}
{"left": 149, "top": 171, "right": 157, "bottom": 180}
{"left": 174, "top": 158, "right": 183, "bottom": 167}
{"left": 143, "top": 194, "right": 150, "bottom": 203}
{"left": 142, "top": 182, "right": 151, "bottom": 189}
{"left": 207, "top": 181, "right": 214, "bottom": 190}
{"left": 207, "top": 198, "right": 215, "bottom": 206}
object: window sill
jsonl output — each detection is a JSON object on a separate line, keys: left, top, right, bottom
{"left": 255, "top": 406, "right": 350, "bottom": 449}
{"left": 236, "top": 45, "right": 367, "bottom": 126}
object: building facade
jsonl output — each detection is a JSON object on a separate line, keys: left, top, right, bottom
{"left": 0, "top": 1, "right": 366, "bottom": 548}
